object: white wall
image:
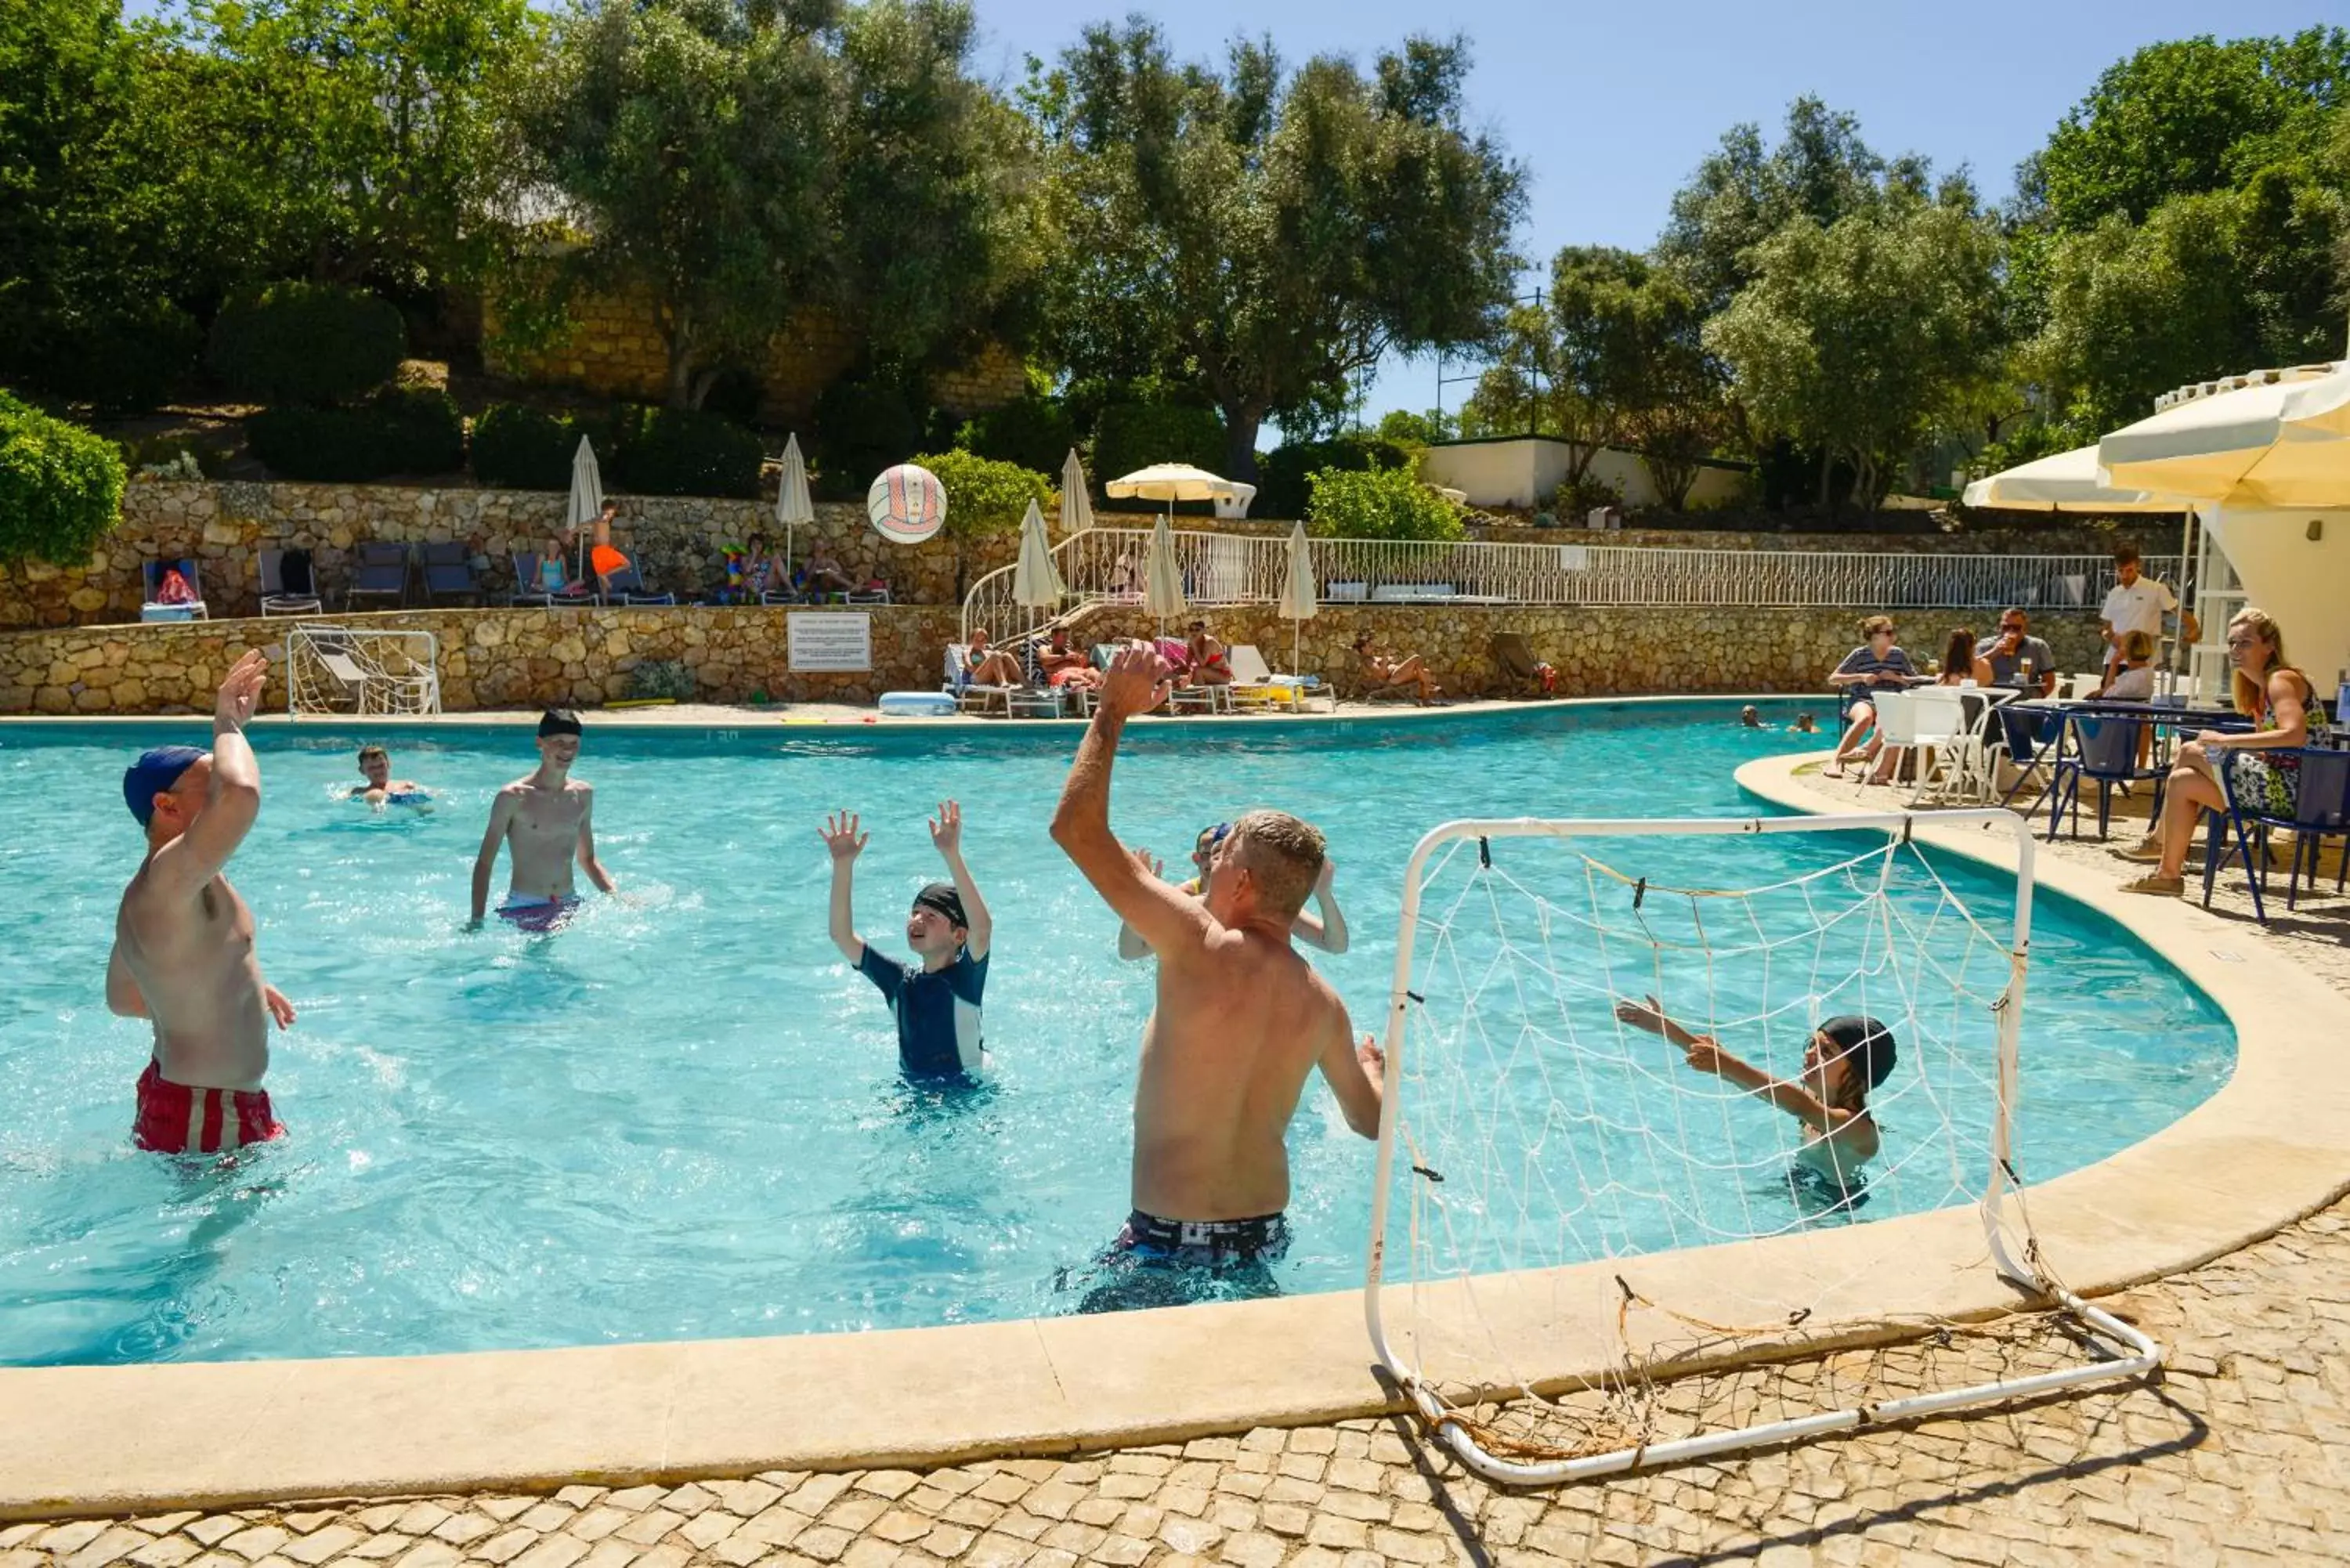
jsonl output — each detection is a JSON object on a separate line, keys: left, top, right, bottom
{"left": 2207, "top": 506, "right": 2350, "bottom": 699}
{"left": 1420, "top": 438, "right": 1751, "bottom": 511}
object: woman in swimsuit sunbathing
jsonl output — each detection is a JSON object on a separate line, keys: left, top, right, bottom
{"left": 1351, "top": 632, "right": 1440, "bottom": 704}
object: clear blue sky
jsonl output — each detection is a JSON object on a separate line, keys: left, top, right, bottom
{"left": 960, "top": 0, "right": 2334, "bottom": 424}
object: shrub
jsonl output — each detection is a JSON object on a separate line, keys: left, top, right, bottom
{"left": 25, "top": 299, "right": 204, "bottom": 416}
{"left": 208, "top": 282, "right": 407, "bottom": 406}
{"left": 1256, "top": 435, "right": 1412, "bottom": 520}
{"left": 914, "top": 449, "right": 1052, "bottom": 539}
{"left": 471, "top": 403, "right": 577, "bottom": 490}
{"left": 956, "top": 392, "right": 1076, "bottom": 475}
{"left": 610, "top": 405, "right": 762, "bottom": 498}
{"left": 629, "top": 659, "right": 696, "bottom": 700}
{"left": 1092, "top": 400, "right": 1226, "bottom": 486}
{"left": 0, "top": 388, "right": 127, "bottom": 565}
{"left": 812, "top": 376, "right": 924, "bottom": 498}
{"left": 246, "top": 386, "right": 465, "bottom": 481}
{"left": 1305, "top": 461, "right": 1467, "bottom": 542}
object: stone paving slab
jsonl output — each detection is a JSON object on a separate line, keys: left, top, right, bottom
{"left": 13, "top": 1189, "right": 2350, "bottom": 1565}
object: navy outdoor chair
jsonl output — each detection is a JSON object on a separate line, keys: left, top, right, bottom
{"left": 345, "top": 542, "right": 411, "bottom": 609}
{"left": 509, "top": 551, "right": 592, "bottom": 607}
{"left": 1994, "top": 704, "right": 2063, "bottom": 811}
{"left": 597, "top": 561, "right": 677, "bottom": 605}
{"left": 2044, "top": 711, "right": 2166, "bottom": 842}
{"left": 419, "top": 541, "right": 486, "bottom": 605}
{"left": 2202, "top": 747, "right": 2350, "bottom": 922}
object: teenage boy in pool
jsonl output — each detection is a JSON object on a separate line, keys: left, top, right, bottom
{"left": 821, "top": 800, "right": 993, "bottom": 1082}
{"left": 108, "top": 650, "right": 300, "bottom": 1155}
{"left": 346, "top": 744, "right": 432, "bottom": 811}
{"left": 1115, "top": 822, "right": 1349, "bottom": 960}
{"left": 1052, "top": 646, "right": 1386, "bottom": 1311}
{"left": 469, "top": 709, "right": 616, "bottom": 931}
{"left": 1613, "top": 995, "right": 1895, "bottom": 1189}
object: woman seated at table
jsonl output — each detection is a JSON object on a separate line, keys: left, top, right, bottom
{"left": 2117, "top": 608, "right": 2314, "bottom": 897}
{"left": 2092, "top": 630, "right": 2157, "bottom": 702}
{"left": 1866, "top": 627, "right": 1983, "bottom": 785}
{"left": 1826, "top": 616, "right": 1917, "bottom": 779}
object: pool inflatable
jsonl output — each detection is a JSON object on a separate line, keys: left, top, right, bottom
{"left": 877, "top": 691, "right": 956, "bottom": 717}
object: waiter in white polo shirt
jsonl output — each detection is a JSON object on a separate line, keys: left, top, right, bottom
{"left": 2099, "top": 544, "right": 2196, "bottom": 691}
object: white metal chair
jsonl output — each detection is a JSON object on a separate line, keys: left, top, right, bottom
{"left": 943, "top": 643, "right": 1018, "bottom": 715}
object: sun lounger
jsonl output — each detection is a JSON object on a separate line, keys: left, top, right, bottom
{"left": 597, "top": 561, "right": 677, "bottom": 605}
{"left": 345, "top": 542, "right": 411, "bottom": 609}
{"left": 420, "top": 541, "right": 486, "bottom": 605}
{"left": 510, "top": 551, "right": 594, "bottom": 608}
{"left": 1225, "top": 644, "right": 1328, "bottom": 712}
{"left": 258, "top": 549, "right": 322, "bottom": 616}
{"left": 141, "top": 558, "right": 209, "bottom": 621}
{"left": 944, "top": 643, "right": 1018, "bottom": 715}
{"left": 1491, "top": 633, "right": 1556, "bottom": 697}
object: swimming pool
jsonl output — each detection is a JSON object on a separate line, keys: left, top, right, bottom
{"left": 0, "top": 704, "right": 2232, "bottom": 1365}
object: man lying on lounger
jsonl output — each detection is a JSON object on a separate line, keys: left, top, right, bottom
{"left": 1052, "top": 646, "right": 1384, "bottom": 1312}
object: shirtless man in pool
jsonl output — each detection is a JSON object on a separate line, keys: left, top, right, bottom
{"left": 1051, "top": 646, "right": 1386, "bottom": 1310}
{"left": 468, "top": 709, "right": 617, "bottom": 930}
{"left": 109, "top": 650, "right": 300, "bottom": 1155}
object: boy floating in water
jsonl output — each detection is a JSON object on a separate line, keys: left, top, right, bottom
{"left": 469, "top": 709, "right": 616, "bottom": 931}
{"left": 109, "top": 650, "right": 299, "bottom": 1155}
{"left": 822, "top": 800, "right": 992, "bottom": 1082}
{"left": 1613, "top": 995, "right": 1895, "bottom": 1191}
{"left": 1740, "top": 706, "right": 1763, "bottom": 728}
{"left": 346, "top": 743, "right": 432, "bottom": 811}
{"left": 1117, "top": 822, "right": 1348, "bottom": 959}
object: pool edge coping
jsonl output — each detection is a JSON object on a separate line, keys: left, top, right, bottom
{"left": 3, "top": 744, "right": 2345, "bottom": 1519}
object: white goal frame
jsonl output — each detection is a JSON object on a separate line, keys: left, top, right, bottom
{"left": 1363, "top": 810, "right": 2162, "bottom": 1487}
{"left": 284, "top": 623, "right": 443, "bottom": 717}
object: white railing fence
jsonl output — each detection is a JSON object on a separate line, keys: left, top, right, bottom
{"left": 960, "top": 528, "right": 2178, "bottom": 643}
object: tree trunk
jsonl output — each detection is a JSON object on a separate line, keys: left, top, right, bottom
{"left": 1221, "top": 406, "right": 1264, "bottom": 487}
{"left": 660, "top": 305, "right": 698, "bottom": 410}
{"left": 1817, "top": 448, "right": 1835, "bottom": 515}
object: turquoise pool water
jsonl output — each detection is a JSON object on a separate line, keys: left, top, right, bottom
{"left": 0, "top": 705, "right": 2232, "bottom": 1364}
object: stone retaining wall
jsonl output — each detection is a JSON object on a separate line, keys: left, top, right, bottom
{"left": 0, "top": 603, "right": 2111, "bottom": 716}
{"left": 0, "top": 480, "right": 2186, "bottom": 634}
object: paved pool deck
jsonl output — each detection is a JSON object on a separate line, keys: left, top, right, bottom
{"left": 6, "top": 724, "right": 2350, "bottom": 1565}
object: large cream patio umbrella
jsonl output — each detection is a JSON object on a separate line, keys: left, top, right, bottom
{"left": 566, "top": 435, "right": 605, "bottom": 583}
{"left": 1274, "top": 520, "right": 1316, "bottom": 712}
{"left": 775, "top": 432, "right": 815, "bottom": 578}
{"left": 1060, "top": 448, "right": 1095, "bottom": 536}
{"left": 1961, "top": 445, "right": 2190, "bottom": 512}
{"left": 2099, "top": 362, "right": 2350, "bottom": 509}
{"left": 1142, "top": 514, "right": 1189, "bottom": 637}
{"left": 1106, "top": 463, "right": 1239, "bottom": 522}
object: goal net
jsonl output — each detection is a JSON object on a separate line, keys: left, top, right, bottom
{"left": 1365, "top": 811, "right": 2159, "bottom": 1487}
{"left": 284, "top": 623, "right": 443, "bottom": 717}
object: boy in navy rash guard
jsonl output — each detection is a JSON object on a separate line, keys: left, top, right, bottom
{"left": 821, "top": 800, "right": 993, "bottom": 1082}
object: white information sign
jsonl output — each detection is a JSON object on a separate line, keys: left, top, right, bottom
{"left": 788, "top": 612, "right": 873, "bottom": 672}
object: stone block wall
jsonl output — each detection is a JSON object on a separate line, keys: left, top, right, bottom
{"left": 0, "top": 485, "right": 1024, "bottom": 629}
{"left": 0, "top": 600, "right": 2113, "bottom": 717}
{"left": 0, "top": 605, "right": 963, "bottom": 715}
{"left": 482, "top": 288, "right": 1024, "bottom": 428}
{"left": 1075, "top": 605, "right": 2113, "bottom": 703}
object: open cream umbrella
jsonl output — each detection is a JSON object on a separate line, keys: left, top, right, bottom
{"left": 1060, "top": 448, "right": 1095, "bottom": 537}
{"left": 1143, "top": 514, "right": 1189, "bottom": 637}
{"left": 2099, "top": 363, "right": 2350, "bottom": 509}
{"left": 1274, "top": 521, "right": 1316, "bottom": 712}
{"left": 566, "top": 435, "right": 605, "bottom": 584}
{"left": 1962, "top": 445, "right": 2189, "bottom": 512}
{"left": 1107, "top": 463, "right": 1238, "bottom": 523}
{"left": 776, "top": 432, "right": 815, "bottom": 579}
{"left": 1012, "top": 497, "right": 1067, "bottom": 656}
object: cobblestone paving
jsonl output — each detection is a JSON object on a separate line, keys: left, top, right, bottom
{"left": 10, "top": 1192, "right": 2350, "bottom": 1566}
{"left": 11, "top": 764, "right": 2347, "bottom": 1566}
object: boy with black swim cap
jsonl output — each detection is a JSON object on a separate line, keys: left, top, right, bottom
{"left": 821, "top": 800, "right": 993, "bottom": 1082}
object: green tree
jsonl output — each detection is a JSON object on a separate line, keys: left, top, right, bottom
{"left": 1030, "top": 23, "right": 1524, "bottom": 483}
{"left": 184, "top": 0, "right": 541, "bottom": 290}
{"left": 512, "top": 0, "right": 841, "bottom": 410}
{"left": 914, "top": 446, "right": 1050, "bottom": 598}
{"left": 1706, "top": 197, "right": 2004, "bottom": 511}
{"left": 0, "top": 388, "right": 126, "bottom": 565}
{"left": 1658, "top": 96, "right": 1915, "bottom": 314}
{"left": 1374, "top": 408, "right": 1454, "bottom": 446}
{"left": 1305, "top": 461, "right": 1464, "bottom": 541}
{"left": 2023, "top": 30, "right": 2350, "bottom": 232}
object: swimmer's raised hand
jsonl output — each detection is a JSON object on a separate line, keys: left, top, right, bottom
{"left": 262, "top": 984, "right": 296, "bottom": 1029}
{"left": 1097, "top": 645, "right": 1173, "bottom": 721}
{"left": 215, "top": 649, "right": 269, "bottom": 728}
{"left": 927, "top": 799, "right": 964, "bottom": 857}
{"left": 819, "top": 811, "right": 868, "bottom": 861}
{"left": 1126, "top": 843, "right": 1163, "bottom": 880}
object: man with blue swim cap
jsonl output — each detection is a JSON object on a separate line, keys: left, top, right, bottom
{"left": 108, "top": 651, "right": 298, "bottom": 1155}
